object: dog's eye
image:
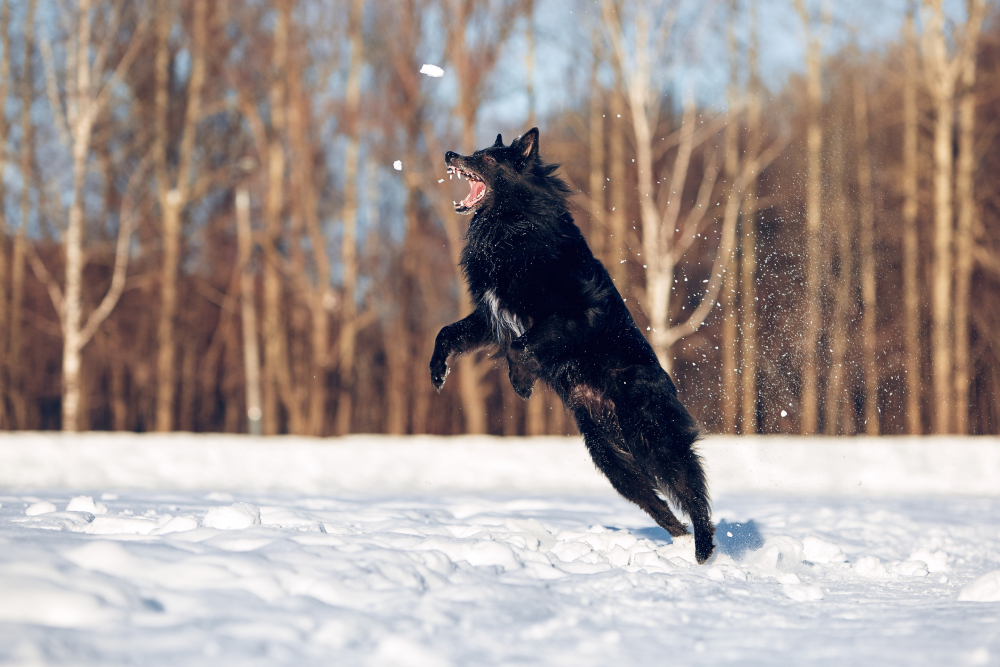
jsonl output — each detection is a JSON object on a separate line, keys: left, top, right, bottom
{"left": 483, "top": 155, "right": 496, "bottom": 164}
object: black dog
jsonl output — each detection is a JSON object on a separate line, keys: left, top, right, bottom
{"left": 430, "top": 128, "right": 715, "bottom": 564}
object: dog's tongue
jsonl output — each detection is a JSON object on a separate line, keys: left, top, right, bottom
{"left": 462, "top": 180, "right": 485, "bottom": 207}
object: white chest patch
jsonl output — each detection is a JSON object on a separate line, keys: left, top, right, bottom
{"left": 483, "top": 289, "right": 526, "bottom": 340}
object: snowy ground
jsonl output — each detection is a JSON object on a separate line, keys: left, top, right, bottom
{"left": 0, "top": 434, "right": 998, "bottom": 666}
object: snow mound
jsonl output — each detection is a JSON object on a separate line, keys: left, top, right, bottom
{"left": 958, "top": 570, "right": 1000, "bottom": 602}
{"left": 203, "top": 502, "right": 261, "bottom": 530}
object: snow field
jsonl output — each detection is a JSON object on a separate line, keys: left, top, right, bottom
{"left": 2, "top": 432, "right": 1000, "bottom": 496}
{"left": 0, "top": 434, "right": 998, "bottom": 665}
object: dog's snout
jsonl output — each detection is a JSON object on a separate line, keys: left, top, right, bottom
{"left": 445, "top": 151, "right": 460, "bottom": 164}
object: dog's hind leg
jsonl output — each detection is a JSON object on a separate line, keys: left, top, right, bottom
{"left": 573, "top": 408, "right": 691, "bottom": 539}
{"left": 640, "top": 429, "right": 715, "bottom": 564}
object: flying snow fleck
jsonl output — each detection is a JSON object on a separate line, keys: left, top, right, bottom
{"left": 393, "top": 161, "right": 402, "bottom": 171}
{"left": 420, "top": 64, "right": 444, "bottom": 77}
{"left": 781, "top": 410, "right": 788, "bottom": 418}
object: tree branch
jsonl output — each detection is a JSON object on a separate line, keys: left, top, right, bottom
{"left": 663, "top": 130, "right": 791, "bottom": 348}
{"left": 77, "top": 150, "right": 153, "bottom": 348}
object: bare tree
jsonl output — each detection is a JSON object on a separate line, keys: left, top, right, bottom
{"left": 154, "top": 0, "right": 208, "bottom": 431}
{"left": 739, "top": 0, "right": 762, "bottom": 434}
{"left": 601, "top": 0, "right": 770, "bottom": 374}
{"left": 0, "top": 0, "right": 10, "bottom": 428}
{"left": 825, "top": 99, "right": 853, "bottom": 435}
{"left": 432, "top": 0, "right": 521, "bottom": 434}
{"left": 720, "top": 0, "right": 740, "bottom": 434}
{"left": 9, "top": 0, "right": 36, "bottom": 429}
{"left": 333, "top": 0, "right": 365, "bottom": 435}
{"left": 32, "top": 0, "right": 148, "bottom": 430}
{"left": 921, "top": 0, "right": 984, "bottom": 433}
{"left": 953, "top": 0, "right": 986, "bottom": 434}
{"left": 794, "top": 0, "right": 827, "bottom": 435}
{"left": 236, "top": 188, "right": 262, "bottom": 435}
{"left": 607, "top": 86, "right": 627, "bottom": 287}
{"left": 901, "top": 6, "right": 922, "bottom": 434}
{"left": 921, "top": 0, "right": 955, "bottom": 433}
{"left": 854, "top": 74, "right": 879, "bottom": 434}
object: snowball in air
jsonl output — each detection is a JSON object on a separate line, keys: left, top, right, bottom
{"left": 393, "top": 160, "right": 402, "bottom": 170}
{"left": 420, "top": 64, "right": 444, "bottom": 77}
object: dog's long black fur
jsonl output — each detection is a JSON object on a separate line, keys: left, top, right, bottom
{"left": 430, "top": 128, "right": 715, "bottom": 564}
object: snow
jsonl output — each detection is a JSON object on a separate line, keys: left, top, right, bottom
{"left": 393, "top": 160, "right": 402, "bottom": 170}
{"left": 419, "top": 64, "right": 444, "bottom": 77}
{"left": 0, "top": 434, "right": 998, "bottom": 665}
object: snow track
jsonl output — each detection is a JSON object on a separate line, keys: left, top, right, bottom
{"left": 0, "top": 434, "right": 998, "bottom": 665}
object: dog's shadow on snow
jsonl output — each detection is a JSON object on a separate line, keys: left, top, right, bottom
{"left": 632, "top": 519, "right": 765, "bottom": 561}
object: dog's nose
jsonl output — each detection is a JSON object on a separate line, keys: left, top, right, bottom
{"left": 445, "top": 151, "right": 460, "bottom": 164}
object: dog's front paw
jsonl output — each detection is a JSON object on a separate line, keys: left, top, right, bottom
{"left": 430, "top": 354, "right": 450, "bottom": 391}
{"left": 507, "top": 354, "right": 539, "bottom": 400}
{"left": 510, "top": 373, "right": 534, "bottom": 400}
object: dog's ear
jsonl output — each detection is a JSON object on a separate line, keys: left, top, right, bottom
{"left": 514, "top": 128, "right": 539, "bottom": 163}
{"left": 493, "top": 133, "right": 504, "bottom": 148}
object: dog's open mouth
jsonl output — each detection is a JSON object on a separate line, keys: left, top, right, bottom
{"left": 447, "top": 166, "right": 487, "bottom": 213}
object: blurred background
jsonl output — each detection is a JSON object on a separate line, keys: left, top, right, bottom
{"left": 0, "top": 0, "right": 997, "bottom": 436}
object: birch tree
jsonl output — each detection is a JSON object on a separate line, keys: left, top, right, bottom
{"left": 153, "top": 0, "right": 208, "bottom": 432}
{"left": 335, "top": 0, "right": 365, "bottom": 435}
{"left": 0, "top": 0, "right": 10, "bottom": 428}
{"left": 9, "top": 0, "right": 36, "bottom": 429}
{"left": 601, "top": 0, "right": 780, "bottom": 374}
{"left": 32, "top": 1, "right": 148, "bottom": 430}
{"left": 793, "top": 0, "right": 827, "bottom": 435}
{"left": 824, "top": 100, "right": 853, "bottom": 435}
{"left": 854, "top": 74, "right": 879, "bottom": 434}
{"left": 953, "top": 0, "right": 985, "bottom": 434}
{"left": 739, "top": 0, "right": 762, "bottom": 434}
{"left": 720, "top": 0, "right": 740, "bottom": 433}
{"left": 920, "top": 0, "right": 983, "bottom": 433}
{"left": 901, "top": 7, "right": 922, "bottom": 434}
{"left": 432, "top": 0, "right": 521, "bottom": 434}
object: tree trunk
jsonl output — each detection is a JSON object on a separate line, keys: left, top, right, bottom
{"left": 152, "top": 0, "right": 175, "bottom": 431}
{"left": 922, "top": 0, "right": 955, "bottom": 434}
{"left": 9, "top": 0, "right": 35, "bottom": 429}
{"left": 854, "top": 75, "right": 880, "bottom": 435}
{"left": 953, "top": 0, "right": 985, "bottom": 434}
{"left": 795, "top": 0, "right": 824, "bottom": 435}
{"left": 825, "top": 115, "right": 852, "bottom": 435}
{"left": 902, "top": 10, "right": 922, "bottom": 435}
{"left": 740, "top": 3, "right": 761, "bottom": 434}
{"left": 588, "top": 59, "right": 606, "bottom": 258}
{"left": 608, "top": 88, "right": 626, "bottom": 286}
{"left": 0, "top": 0, "right": 10, "bottom": 429}
{"left": 236, "top": 188, "right": 262, "bottom": 435}
{"left": 646, "top": 97, "right": 695, "bottom": 372}
{"left": 261, "top": 0, "right": 302, "bottom": 434}
{"left": 335, "top": 0, "right": 365, "bottom": 436}
{"left": 720, "top": 0, "right": 740, "bottom": 434}
{"left": 63, "top": 129, "right": 92, "bottom": 432}
{"left": 524, "top": 0, "right": 536, "bottom": 127}
{"left": 154, "top": 0, "right": 207, "bottom": 432}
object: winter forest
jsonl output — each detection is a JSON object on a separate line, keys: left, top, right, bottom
{"left": 0, "top": 0, "right": 997, "bottom": 437}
